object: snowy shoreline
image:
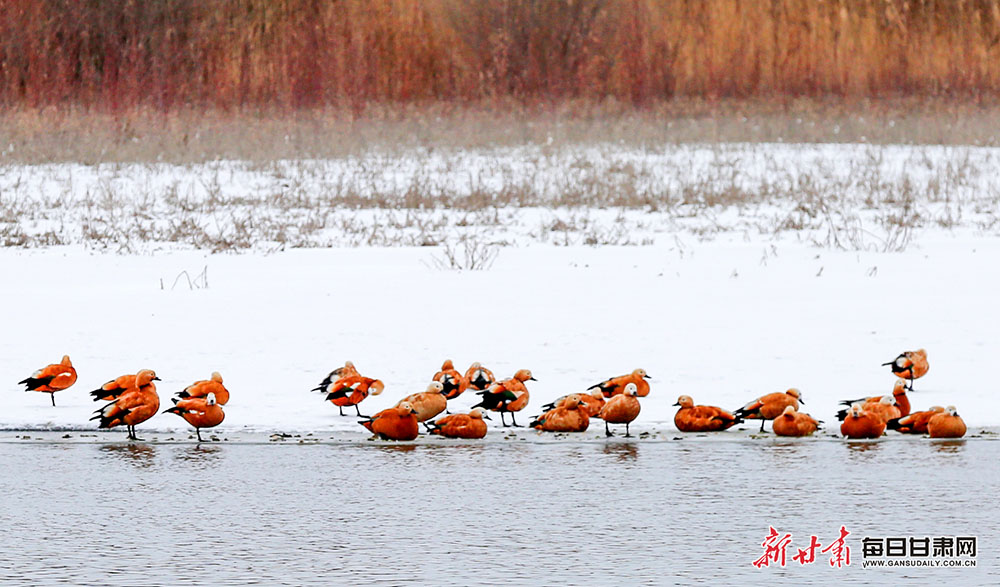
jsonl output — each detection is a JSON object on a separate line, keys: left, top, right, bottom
{"left": 3, "top": 235, "right": 997, "bottom": 429}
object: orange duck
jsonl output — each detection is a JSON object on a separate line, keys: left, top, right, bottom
{"left": 882, "top": 348, "right": 929, "bottom": 390}
{"left": 734, "top": 388, "right": 802, "bottom": 432}
{"left": 887, "top": 406, "right": 945, "bottom": 434}
{"left": 599, "top": 383, "right": 641, "bottom": 437}
{"left": 175, "top": 371, "right": 229, "bottom": 405}
{"left": 472, "top": 369, "right": 534, "bottom": 427}
{"left": 840, "top": 404, "right": 886, "bottom": 439}
{"left": 427, "top": 408, "right": 490, "bottom": 439}
{"left": 673, "top": 395, "right": 741, "bottom": 432}
{"left": 397, "top": 382, "right": 448, "bottom": 427}
{"left": 837, "top": 380, "right": 910, "bottom": 421}
{"left": 928, "top": 406, "right": 966, "bottom": 438}
{"left": 91, "top": 369, "right": 160, "bottom": 440}
{"left": 311, "top": 361, "right": 360, "bottom": 393}
{"left": 588, "top": 368, "right": 651, "bottom": 398}
{"left": 772, "top": 406, "right": 820, "bottom": 437}
{"left": 90, "top": 373, "right": 138, "bottom": 402}
{"left": 530, "top": 394, "right": 590, "bottom": 433}
{"left": 859, "top": 396, "right": 901, "bottom": 425}
{"left": 360, "top": 402, "right": 419, "bottom": 441}
{"left": 164, "top": 392, "right": 225, "bottom": 441}
{"left": 464, "top": 362, "right": 496, "bottom": 391}
{"left": 433, "top": 360, "right": 470, "bottom": 401}
{"left": 19, "top": 355, "right": 77, "bottom": 406}
{"left": 541, "top": 389, "right": 606, "bottom": 418}
{"left": 323, "top": 375, "right": 385, "bottom": 417}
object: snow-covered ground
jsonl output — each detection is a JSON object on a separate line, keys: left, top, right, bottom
{"left": 3, "top": 143, "right": 999, "bottom": 252}
{"left": 2, "top": 234, "right": 996, "bottom": 433}
{"left": 2, "top": 142, "right": 998, "bottom": 433}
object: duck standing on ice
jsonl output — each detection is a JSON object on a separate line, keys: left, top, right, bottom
{"left": 91, "top": 369, "right": 161, "bottom": 440}
{"left": 882, "top": 348, "right": 929, "bottom": 390}
{"left": 18, "top": 355, "right": 77, "bottom": 406}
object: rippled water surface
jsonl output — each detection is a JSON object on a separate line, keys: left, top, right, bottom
{"left": 2, "top": 438, "right": 997, "bottom": 585}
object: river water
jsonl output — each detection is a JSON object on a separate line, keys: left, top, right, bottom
{"left": 2, "top": 435, "right": 997, "bottom": 585}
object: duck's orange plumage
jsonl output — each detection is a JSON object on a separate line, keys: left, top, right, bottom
{"left": 837, "top": 379, "right": 910, "bottom": 420}
{"left": 19, "top": 355, "right": 77, "bottom": 406}
{"left": 311, "top": 361, "right": 360, "bottom": 395}
{"left": 360, "top": 402, "right": 420, "bottom": 441}
{"left": 542, "top": 389, "right": 605, "bottom": 417}
{"left": 323, "top": 375, "right": 384, "bottom": 417}
{"left": 588, "top": 368, "right": 650, "bottom": 398}
{"left": 91, "top": 369, "right": 160, "bottom": 440}
{"left": 887, "top": 406, "right": 945, "bottom": 434}
{"left": 734, "top": 389, "right": 802, "bottom": 432}
{"left": 433, "top": 359, "right": 470, "bottom": 400}
{"left": 530, "top": 394, "right": 590, "bottom": 433}
{"left": 599, "top": 383, "right": 641, "bottom": 436}
{"left": 90, "top": 373, "right": 137, "bottom": 402}
{"left": 396, "top": 382, "right": 448, "bottom": 424}
{"left": 860, "top": 396, "right": 901, "bottom": 424}
{"left": 176, "top": 371, "right": 229, "bottom": 405}
{"left": 472, "top": 369, "right": 534, "bottom": 427}
{"left": 882, "top": 348, "right": 929, "bottom": 389}
{"left": 164, "top": 392, "right": 225, "bottom": 441}
{"left": 840, "top": 404, "right": 886, "bottom": 439}
{"left": 772, "top": 406, "right": 820, "bottom": 437}
{"left": 673, "top": 395, "right": 741, "bottom": 432}
{"left": 464, "top": 362, "right": 496, "bottom": 391}
{"left": 928, "top": 406, "right": 966, "bottom": 438}
{"left": 427, "top": 408, "right": 490, "bottom": 439}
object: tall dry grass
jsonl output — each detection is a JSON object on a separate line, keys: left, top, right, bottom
{"left": 3, "top": 0, "right": 1000, "bottom": 111}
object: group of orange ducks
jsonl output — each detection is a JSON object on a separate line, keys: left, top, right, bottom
{"left": 311, "top": 360, "right": 652, "bottom": 441}
{"left": 17, "top": 356, "right": 229, "bottom": 440}
{"left": 689, "top": 348, "right": 964, "bottom": 439}
{"left": 17, "top": 348, "right": 966, "bottom": 441}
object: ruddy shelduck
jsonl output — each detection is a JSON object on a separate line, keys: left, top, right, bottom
{"left": 19, "top": 355, "right": 77, "bottom": 406}
{"left": 599, "top": 383, "right": 641, "bottom": 437}
{"left": 433, "top": 360, "right": 470, "bottom": 400}
{"left": 176, "top": 371, "right": 230, "bottom": 405}
{"left": 734, "top": 388, "right": 802, "bottom": 432}
{"left": 472, "top": 369, "right": 535, "bottom": 427}
{"left": 887, "top": 406, "right": 945, "bottom": 434}
{"left": 772, "top": 406, "right": 820, "bottom": 437}
{"left": 464, "top": 362, "right": 496, "bottom": 391}
{"left": 530, "top": 394, "right": 590, "bottom": 433}
{"left": 323, "top": 375, "right": 385, "bottom": 417}
{"left": 91, "top": 369, "right": 161, "bottom": 440}
{"left": 311, "top": 361, "right": 360, "bottom": 394}
{"left": 840, "top": 403, "right": 886, "bottom": 439}
{"left": 360, "top": 402, "right": 420, "bottom": 441}
{"left": 673, "top": 395, "right": 741, "bottom": 432}
{"left": 542, "top": 389, "right": 606, "bottom": 416}
{"left": 588, "top": 368, "right": 651, "bottom": 398}
{"left": 928, "top": 406, "right": 966, "bottom": 439}
{"left": 396, "top": 381, "right": 448, "bottom": 426}
{"left": 859, "top": 396, "right": 901, "bottom": 425}
{"left": 90, "top": 373, "right": 138, "bottom": 402}
{"left": 164, "top": 392, "right": 225, "bottom": 441}
{"left": 882, "top": 348, "right": 929, "bottom": 390}
{"left": 427, "top": 408, "right": 491, "bottom": 439}
{"left": 837, "top": 379, "right": 910, "bottom": 421}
